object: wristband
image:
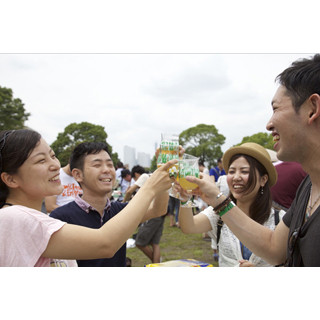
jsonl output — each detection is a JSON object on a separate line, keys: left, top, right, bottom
{"left": 218, "top": 201, "right": 235, "bottom": 217}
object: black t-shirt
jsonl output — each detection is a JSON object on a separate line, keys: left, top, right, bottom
{"left": 283, "top": 175, "right": 320, "bottom": 266}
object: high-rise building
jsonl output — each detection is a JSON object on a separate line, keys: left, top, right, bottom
{"left": 123, "top": 145, "right": 136, "bottom": 170}
{"left": 137, "top": 152, "right": 151, "bottom": 168}
{"left": 123, "top": 146, "right": 151, "bottom": 170}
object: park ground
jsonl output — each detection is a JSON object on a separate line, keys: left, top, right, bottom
{"left": 126, "top": 214, "right": 219, "bottom": 267}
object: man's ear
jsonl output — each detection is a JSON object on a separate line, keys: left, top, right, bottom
{"left": 0, "top": 172, "right": 19, "bottom": 189}
{"left": 308, "top": 94, "right": 320, "bottom": 124}
{"left": 71, "top": 168, "right": 83, "bottom": 183}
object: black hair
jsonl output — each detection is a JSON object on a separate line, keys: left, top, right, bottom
{"left": 116, "top": 161, "right": 124, "bottom": 169}
{"left": 276, "top": 54, "right": 320, "bottom": 111}
{"left": 70, "top": 142, "right": 110, "bottom": 172}
{"left": 0, "top": 129, "right": 42, "bottom": 208}
{"left": 227, "top": 153, "right": 272, "bottom": 225}
{"left": 121, "top": 169, "right": 131, "bottom": 178}
{"left": 131, "top": 165, "right": 145, "bottom": 177}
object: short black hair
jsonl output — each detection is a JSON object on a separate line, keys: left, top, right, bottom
{"left": 276, "top": 54, "right": 320, "bottom": 111}
{"left": 131, "top": 165, "right": 145, "bottom": 177}
{"left": 121, "top": 169, "right": 131, "bottom": 178}
{"left": 116, "top": 161, "right": 124, "bottom": 168}
{"left": 70, "top": 142, "right": 110, "bottom": 171}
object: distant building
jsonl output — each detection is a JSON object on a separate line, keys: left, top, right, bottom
{"left": 137, "top": 152, "right": 151, "bottom": 168}
{"left": 123, "top": 145, "right": 136, "bottom": 170}
{"left": 123, "top": 145, "right": 151, "bottom": 169}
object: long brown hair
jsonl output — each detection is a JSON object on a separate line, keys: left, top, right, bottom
{"left": 228, "top": 154, "right": 272, "bottom": 225}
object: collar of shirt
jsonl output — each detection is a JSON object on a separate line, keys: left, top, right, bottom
{"left": 75, "top": 195, "right": 111, "bottom": 214}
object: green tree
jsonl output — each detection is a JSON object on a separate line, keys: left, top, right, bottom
{"left": 0, "top": 86, "right": 30, "bottom": 130}
{"left": 51, "top": 122, "right": 119, "bottom": 166}
{"left": 179, "top": 124, "right": 226, "bottom": 168}
{"left": 236, "top": 132, "right": 274, "bottom": 149}
{"left": 150, "top": 155, "right": 157, "bottom": 172}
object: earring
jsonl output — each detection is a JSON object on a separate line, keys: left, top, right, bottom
{"left": 260, "top": 187, "right": 264, "bottom": 195}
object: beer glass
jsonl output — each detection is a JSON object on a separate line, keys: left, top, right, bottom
{"left": 157, "top": 133, "right": 179, "bottom": 168}
{"left": 177, "top": 155, "right": 200, "bottom": 207}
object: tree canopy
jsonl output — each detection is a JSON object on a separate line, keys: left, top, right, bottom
{"left": 236, "top": 132, "right": 274, "bottom": 149}
{"left": 179, "top": 124, "right": 226, "bottom": 168}
{"left": 50, "top": 122, "right": 119, "bottom": 166}
{"left": 0, "top": 86, "right": 30, "bottom": 130}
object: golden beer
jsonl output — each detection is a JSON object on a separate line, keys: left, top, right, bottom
{"left": 157, "top": 134, "right": 179, "bottom": 168}
{"left": 178, "top": 177, "right": 198, "bottom": 190}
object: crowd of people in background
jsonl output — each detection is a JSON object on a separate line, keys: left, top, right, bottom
{"left": 1, "top": 54, "right": 320, "bottom": 267}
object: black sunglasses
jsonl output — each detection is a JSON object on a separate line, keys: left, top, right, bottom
{"left": 0, "top": 130, "right": 14, "bottom": 173}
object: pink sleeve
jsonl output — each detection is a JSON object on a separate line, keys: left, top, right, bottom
{"left": 0, "top": 206, "right": 66, "bottom": 267}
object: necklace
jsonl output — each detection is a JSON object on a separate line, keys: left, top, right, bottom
{"left": 306, "top": 187, "right": 320, "bottom": 221}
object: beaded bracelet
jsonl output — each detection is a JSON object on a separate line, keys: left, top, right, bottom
{"left": 213, "top": 196, "right": 231, "bottom": 213}
{"left": 218, "top": 201, "right": 235, "bottom": 217}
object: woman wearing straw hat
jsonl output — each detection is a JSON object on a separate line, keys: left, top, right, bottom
{"left": 178, "top": 142, "right": 285, "bottom": 267}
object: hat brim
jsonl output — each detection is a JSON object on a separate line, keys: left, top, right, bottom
{"left": 222, "top": 145, "right": 277, "bottom": 187}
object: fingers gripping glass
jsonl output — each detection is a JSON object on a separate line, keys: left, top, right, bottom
{"left": 0, "top": 130, "right": 14, "bottom": 173}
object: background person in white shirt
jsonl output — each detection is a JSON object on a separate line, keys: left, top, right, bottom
{"left": 45, "top": 163, "right": 82, "bottom": 213}
{"left": 123, "top": 165, "right": 149, "bottom": 202}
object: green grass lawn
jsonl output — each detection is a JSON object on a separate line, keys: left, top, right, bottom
{"left": 126, "top": 215, "right": 219, "bottom": 267}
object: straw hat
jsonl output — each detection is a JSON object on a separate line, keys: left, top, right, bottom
{"left": 222, "top": 142, "right": 278, "bottom": 186}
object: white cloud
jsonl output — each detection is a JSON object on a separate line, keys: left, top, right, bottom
{"left": 0, "top": 53, "right": 314, "bottom": 161}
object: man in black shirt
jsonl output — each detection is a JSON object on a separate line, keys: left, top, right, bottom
{"left": 187, "top": 54, "right": 320, "bottom": 266}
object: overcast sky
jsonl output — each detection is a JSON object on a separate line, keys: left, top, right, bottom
{"left": 0, "top": 53, "right": 313, "bottom": 162}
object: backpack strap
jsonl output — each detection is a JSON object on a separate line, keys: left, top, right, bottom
{"left": 217, "top": 217, "right": 224, "bottom": 245}
{"left": 211, "top": 167, "right": 220, "bottom": 180}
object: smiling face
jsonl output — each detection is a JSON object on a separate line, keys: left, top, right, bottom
{"left": 12, "top": 138, "right": 63, "bottom": 200}
{"left": 227, "top": 156, "right": 267, "bottom": 205}
{"left": 74, "top": 150, "right": 116, "bottom": 197}
{"left": 267, "top": 85, "right": 306, "bottom": 162}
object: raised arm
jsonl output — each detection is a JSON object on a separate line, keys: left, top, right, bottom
{"left": 186, "top": 174, "right": 289, "bottom": 265}
{"left": 123, "top": 184, "right": 139, "bottom": 202}
{"left": 42, "top": 159, "right": 177, "bottom": 261}
{"left": 141, "top": 189, "right": 169, "bottom": 222}
{"left": 179, "top": 207, "right": 212, "bottom": 234}
{"left": 172, "top": 182, "right": 212, "bottom": 234}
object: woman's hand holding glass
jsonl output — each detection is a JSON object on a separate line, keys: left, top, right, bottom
{"left": 182, "top": 173, "right": 222, "bottom": 208}
{"left": 172, "top": 180, "right": 192, "bottom": 203}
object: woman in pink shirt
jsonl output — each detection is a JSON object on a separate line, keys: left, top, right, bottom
{"left": 0, "top": 129, "right": 175, "bottom": 267}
